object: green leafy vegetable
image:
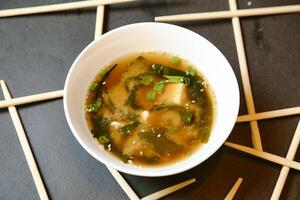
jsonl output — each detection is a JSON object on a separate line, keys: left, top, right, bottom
{"left": 94, "top": 64, "right": 118, "bottom": 100}
{"left": 92, "top": 117, "right": 110, "bottom": 138}
{"left": 163, "top": 75, "right": 189, "bottom": 85}
{"left": 139, "top": 131, "right": 182, "bottom": 155}
{"left": 86, "top": 98, "right": 102, "bottom": 112}
{"left": 163, "top": 75, "right": 184, "bottom": 83}
{"left": 153, "top": 81, "right": 165, "bottom": 94}
{"left": 98, "top": 136, "right": 110, "bottom": 144}
{"left": 147, "top": 91, "right": 156, "bottom": 101}
{"left": 126, "top": 86, "right": 139, "bottom": 108}
{"left": 187, "top": 78, "right": 205, "bottom": 103}
{"left": 170, "top": 56, "right": 181, "bottom": 64}
{"left": 140, "top": 75, "right": 153, "bottom": 86}
{"left": 181, "top": 111, "right": 194, "bottom": 124}
{"left": 119, "top": 121, "right": 140, "bottom": 134}
{"left": 89, "top": 82, "right": 98, "bottom": 91}
{"left": 150, "top": 64, "right": 186, "bottom": 76}
{"left": 186, "top": 66, "right": 197, "bottom": 76}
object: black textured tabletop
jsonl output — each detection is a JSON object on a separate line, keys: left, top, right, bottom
{"left": 0, "top": 0, "right": 300, "bottom": 199}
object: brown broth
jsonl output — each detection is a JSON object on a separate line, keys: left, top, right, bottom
{"left": 85, "top": 52, "right": 216, "bottom": 167}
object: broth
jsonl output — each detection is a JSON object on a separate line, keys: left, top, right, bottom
{"left": 85, "top": 52, "right": 215, "bottom": 167}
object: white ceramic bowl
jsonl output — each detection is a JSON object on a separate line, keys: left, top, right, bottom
{"left": 64, "top": 22, "right": 239, "bottom": 177}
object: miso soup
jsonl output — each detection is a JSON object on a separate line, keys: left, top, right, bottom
{"left": 85, "top": 52, "right": 215, "bottom": 167}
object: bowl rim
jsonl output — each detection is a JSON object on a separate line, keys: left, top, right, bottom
{"left": 64, "top": 22, "right": 240, "bottom": 177}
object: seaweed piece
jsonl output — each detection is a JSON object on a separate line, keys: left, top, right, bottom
{"left": 94, "top": 64, "right": 118, "bottom": 101}
{"left": 91, "top": 116, "right": 110, "bottom": 138}
{"left": 126, "top": 85, "right": 139, "bottom": 109}
{"left": 181, "top": 110, "right": 195, "bottom": 124}
{"left": 152, "top": 104, "right": 195, "bottom": 125}
{"left": 119, "top": 121, "right": 140, "bottom": 134}
{"left": 139, "top": 130, "right": 182, "bottom": 156}
{"left": 187, "top": 76, "right": 205, "bottom": 104}
{"left": 150, "top": 64, "right": 186, "bottom": 77}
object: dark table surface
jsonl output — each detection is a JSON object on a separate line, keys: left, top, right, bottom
{"left": 0, "top": 0, "right": 300, "bottom": 199}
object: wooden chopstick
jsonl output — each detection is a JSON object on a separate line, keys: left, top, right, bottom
{"left": 0, "top": 89, "right": 64, "bottom": 108}
{"left": 106, "top": 167, "right": 140, "bottom": 200}
{"left": 270, "top": 120, "right": 300, "bottom": 200}
{"left": 94, "top": 5, "right": 105, "bottom": 39}
{"left": 0, "top": 80, "right": 49, "bottom": 200}
{"left": 237, "top": 107, "right": 300, "bottom": 122}
{"left": 229, "top": 0, "right": 262, "bottom": 150}
{"left": 224, "top": 177, "right": 243, "bottom": 200}
{"left": 0, "top": 0, "right": 138, "bottom": 18}
{"left": 155, "top": 4, "right": 300, "bottom": 22}
{"left": 224, "top": 142, "right": 300, "bottom": 171}
{"left": 141, "top": 178, "right": 196, "bottom": 200}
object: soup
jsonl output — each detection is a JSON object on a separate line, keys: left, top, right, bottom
{"left": 85, "top": 52, "right": 215, "bottom": 167}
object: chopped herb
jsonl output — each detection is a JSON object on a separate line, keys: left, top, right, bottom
{"left": 119, "top": 121, "right": 140, "bottom": 134}
{"left": 170, "top": 56, "right": 181, "bottom": 64}
{"left": 147, "top": 91, "right": 156, "bottom": 101}
{"left": 98, "top": 136, "right": 110, "bottom": 144}
{"left": 181, "top": 111, "right": 194, "bottom": 124}
{"left": 86, "top": 99, "right": 101, "bottom": 112}
{"left": 89, "top": 82, "right": 98, "bottom": 91}
{"left": 153, "top": 81, "right": 165, "bottom": 94}
{"left": 140, "top": 75, "right": 153, "bottom": 86}
{"left": 86, "top": 103, "right": 98, "bottom": 112}
{"left": 164, "top": 75, "right": 184, "bottom": 84}
{"left": 186, "top": 66, "right": 197, "bottom": 76}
